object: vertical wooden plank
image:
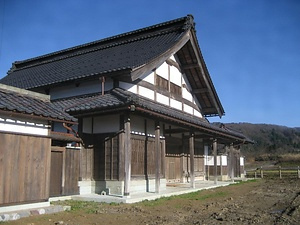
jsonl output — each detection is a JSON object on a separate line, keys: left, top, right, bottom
{"left": 155, "top": 121, "right": 161, "bottom": 193}
{"left": 44, "top": 138, "right": 51, "bottom": 200}
{"left": 118, "top": 132, "right": 125, "bottom": 181}
{"left": 229, "top": 143, "right": 234, "bottom": 180}
{"left": 0, "top": 133, "right": 5, "bottom": 204}
{"left": 161, "top": 139, "right": 166, "bottom": 178}
{"left": 213, "top": 139, "right": 218, "bottom": 184}
{"left": 189, "top": 132, "right": 195, "bottom": 188}
{"left": 124, "top": 114, "right": 131, "bottom": 196}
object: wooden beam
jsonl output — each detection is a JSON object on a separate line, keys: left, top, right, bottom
{"left": 213, "top": 139, "right": 218, "bottom": 184}
{"left": 164, "top": 128, "right": 187, "bottom": 134}
{"left": 155, "top": 121, "right": 161, "bottom": 194}
{"left": 124, "top": 114, "right": 131, "bottom": 197}
{"left": 182, "top": 63, "right": 199, "bottom": 70}
{"left": 192, "top": 88, "right": 209, "bottom": 94}
{"left": 189, "top": 132, "right": 195, "bottom": 188}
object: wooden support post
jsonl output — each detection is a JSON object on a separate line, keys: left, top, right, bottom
{"left": 220, "top": 155, "right": 223, "bottom": 181}
{"left": 229, "top": 143, "right": 234, "bottom": 180}
{"left": 298, "top": 166, "right": 300, "bottom": 179}
{"left": 124, "top": 114, "right": 131, "bottom": 197}
{"left": 260, "top": 166, "right": 263, "bottom": 178}
{"left": 213, "top": 139, "right": 217, "bottom": 185}
{"left": 161, "top": 139, "right": 166, "bottom": 179}
{"left": 279, "top": 166, "right": 282, "bottom": 179}
{"left": 155, "top": 121, "right": 161, "bottom": 194}
{"left": 189, "top": 132, "right": 195, "bottom": 188}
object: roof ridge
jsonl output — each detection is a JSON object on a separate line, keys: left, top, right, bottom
{"left": 9, "top": 15, "right": 193, "bottom": 73}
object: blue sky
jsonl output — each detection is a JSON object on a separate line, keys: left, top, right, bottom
{"left": 0, "top": 0, "right": 299, "bottom": 127}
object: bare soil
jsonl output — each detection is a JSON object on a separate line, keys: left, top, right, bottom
{"left": 5, "top": 178, "right": 300, "bottom": 225}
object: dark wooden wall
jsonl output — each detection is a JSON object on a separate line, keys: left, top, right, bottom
{"left": 50, "top": 147, "right": 80, "bottom": 197}
{"left": 80, "top": 147, "right": 94, "bottom": 181}
{"left": 93, "top": 133, "right": 120, "bottom": 181}
{"left": 131, "top": 135, "right": 164, "bottom": 178}
{"left": 0, "top": 132, "right": 51, "bottom": 206}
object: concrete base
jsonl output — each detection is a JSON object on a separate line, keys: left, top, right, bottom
{"left": 0, "top": 204, "right": 70, "bottom": 222}
{"left": 79, "top": 179, "right": 167, "bottom": 196}
{"left": 0, "top": 201, "right": 50, "bottom": 214}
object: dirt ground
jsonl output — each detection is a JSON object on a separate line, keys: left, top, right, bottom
{"left": 4, "top": 178, "right": 300, "bottom": 225}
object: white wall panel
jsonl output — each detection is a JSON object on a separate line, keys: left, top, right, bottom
{"left": 156, "top": 93, "right": 169, "bottom": 106}
{"left": 50, "top": 79, "right": 113, "bottom": 100}
{"left": 93, "top": 114, "right": 120, "bottom": 133}
{"left": 120, "top": 82, "right": 138, "bottom": 94}
{"left": 170, "top": 98, "right": 182, "bottom": 111}
{"left": 139, "top": 86, "right": 154, "bottom": 100}
{"left": 194, "top": 109, "right": 203, "bottom": 118}
{"left": 169, "top": 65, "right": 182, "bottom": 86}
{"left": 156, "top": 62, "right": 168, "bottom": 80}
{"left": 83, "top": 117, "right": 93, "bottom": 133}
{"left": 0, "top": 116, "right": 49, "bottom": 136}
{"left": 140, "top": 71, "right": 155, "bottom": 84}
{"left": 182, "top": 88, "right": 193, "bottom": 102}
{"left": 131, "top": 115, "right": 145, "bottom": 134}
{"left": 240, "top": 157, "right": 245, "bottom": 166}
{"left": 183, "top": 104, "right": 193, "bottom": 115}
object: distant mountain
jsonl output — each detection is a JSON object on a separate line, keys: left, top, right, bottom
{"left": 215, "top": 123, "right": 300, "bottom": 157}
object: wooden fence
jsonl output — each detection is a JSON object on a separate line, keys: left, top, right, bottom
{"left": 246, "top": 166, "right": 300, "bottom": 179}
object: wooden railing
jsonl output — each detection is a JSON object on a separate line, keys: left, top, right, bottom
{"left": 246, "top": 166, "right": 300, "bottom": 179}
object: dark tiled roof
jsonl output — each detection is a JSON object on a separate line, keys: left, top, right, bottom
{"left": 0, "top": 84, "right": 76, "bottom": 122}
{"left": 0, "top": 16, "right": 193, "bottom": 89}
{"left": 53, "top": 88, "right": 248, "bottom": 142}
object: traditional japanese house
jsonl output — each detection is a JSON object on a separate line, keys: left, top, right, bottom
{"left": 0, "top": 15, "right": 251, "bottom": 197}
{"left": 0, "top": 84, "right": 77, "bottom": 211}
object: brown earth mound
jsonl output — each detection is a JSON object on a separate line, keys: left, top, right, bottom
{"left": 5, "top": 178, "right": 300, "bottom": 225}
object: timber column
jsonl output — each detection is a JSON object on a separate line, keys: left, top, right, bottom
{"left": 155, "top": 121, "right": 161, "bottom": 193}
{"left": 229, "top": 143, "right": 234, "bottom": 181}
{"left": 124, "top": 114, "right": 131, "bottom": 197}
{"left": 189, "top": 132, "right": 195, "bottom": 188}
{"left": 213, "top": 139, "right": 218, "bottom": 184}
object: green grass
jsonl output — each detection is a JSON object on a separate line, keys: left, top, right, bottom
{"left": 140, "top": 189, "right": 229, "bottom": 207}
{"left": 53, "top": 200, "right": 100, "bottom": 213}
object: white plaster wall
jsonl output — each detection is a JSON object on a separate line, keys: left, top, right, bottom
{"left": 183, "top": 104, "right": 193, "bottom": 115}
{"left": 130, "top": 116, "right": 161, "bottom": 137}
{"left": 131, "top": 115, "right": 145, "bottom": 134}
{"left": 170, "top": 98, "right": 182, "bottom": 111}
{"left": 205, "top": 156, "right": 227, "bottom": 166}
{"left": 93, "top": 114, "right": 120, "bottom": 133}
{"left": 0, "top": 116, "right": 49, "bottom": 136}
{"left": 156, "top": 62, "right": 168, "bottom": 80}
{"left": 194, "top": 109, "right": 203, "bottom": 118}
{"left": 82, "top": 117, "right": 93, "bottom": 133}
{"left": 169, "top": 65, "right": 182, "bottom": 86}
{"left": 140, "top": 71, "right": 155, "bottom": 84}
{"left": 240, "top": 157, "right": 245, "bottom": 166}
{"left": 139, "top": 86, "right": 154, "bottom": 100}
{"left": 221, "top": 155, "right": 228, "bottom": 166}
{"left": 156, "top": 93, "right": 169, "bottom": 106}
{"left": 182, "top": 87, "right": 193, "bottom": 102}
{"left": 50, "top": 79, "right": 113, "bottom": 100}
{"left": 119, "top": 82, "right": 138, "bottom": 94}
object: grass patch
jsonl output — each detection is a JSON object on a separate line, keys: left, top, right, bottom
{"left": 53, "top": 200, "right": 100, "bottom": 213}
{"left": 140, "top": 189, "right": 231, "bottom": 207}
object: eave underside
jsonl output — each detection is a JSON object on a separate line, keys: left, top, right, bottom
{"left": 175, "top": 40, "right": 224, "bottom": 117}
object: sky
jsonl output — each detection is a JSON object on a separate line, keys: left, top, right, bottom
{"left": 0, "top": 0, "right": 299, "bottom": 128}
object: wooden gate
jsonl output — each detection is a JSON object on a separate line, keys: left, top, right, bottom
{"left": 50, "top": 147, "right": 80, "bottom": 197}
{"left": 50, "top": 149, "right": 63, "bottom": 197}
